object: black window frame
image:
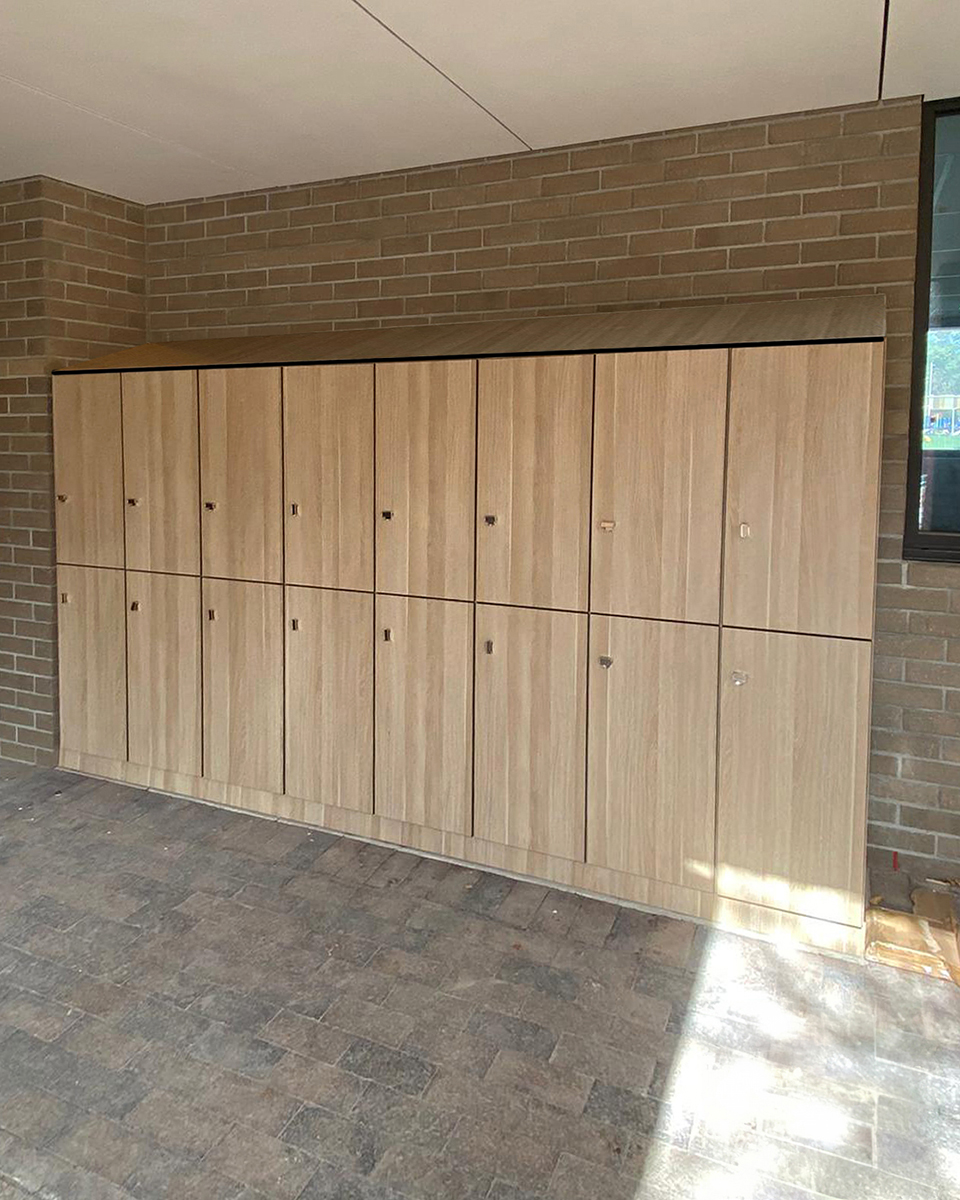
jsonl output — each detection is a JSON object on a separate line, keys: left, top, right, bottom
{"left": 904, "top": 96, "right": 960, "bottom": 561}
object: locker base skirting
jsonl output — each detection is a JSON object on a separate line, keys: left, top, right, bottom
{"left": 59, "top": 750, "right": 867, "bottom": 959}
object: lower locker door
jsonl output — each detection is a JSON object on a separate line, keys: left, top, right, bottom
{"left": 202, "top": 578, "right": 283, "bottom": 793}
{"left": 375, "top": 595, "right": 472, "bottom": 834}
{"left": 474, "top": 604, "right": 587, "bottom": 860}
{"left": 57, "top": 565, "right": 126, "bottom": 760}
{"left": 717, "top": 627, "right": 870, "bottom": 926}
{"left": 286, "top": 586, "right": 373, "bottom": 811}
{"left": 126, "top": 572, "right": 201, "bottom": 776}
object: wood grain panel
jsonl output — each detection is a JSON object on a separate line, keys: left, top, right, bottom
{"left": 375, "top": 594, "right": 472, "bottom": 833}
{"left": 199, "top": 368, "right": 282, "bottom": 582}
{"left": 717, "top": 627, "right": 870, "bottom": 927}
{"left": 592, "top": 349, "right": 727, "bottom": 622}
{"left": 122, "top": 370, "right": 200, "bottom": 574}
{"left": 475, "top": 604, "right": 587, "bottom": 860}
{"left": 57, "top": 565, "right": 126, "bottom": 759}
{"left": 477, "top": 356, "right": 593, "bottom": 610}
{"left": 53, "top": 374, "right": 124, "bottom": 567}
{"left": 286, "top": 586, "right": 373, "bottom": 812}
{"left": 376, "top": 359, "right": 476, "bottom": 600}
{"left": 126, "top": 572, "right": 201, "bottom": 775}
{"left": 67, "top": 295, "right": 885, "bottom": 373}
{"left": 587, "top": 616, "right": 717, "bottom": 889}
{"left": 724, "top": 342, "right": 883, "bottom": 639}
{"left": 202, "top": 578, "right": 283, "bottom": 792}
{"left": 284, "top": 365, "right": 374, "bottom": 590}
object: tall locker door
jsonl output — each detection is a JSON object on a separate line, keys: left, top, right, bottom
{"left": 286, "top": 587, "right": 373, "bottom": 812}
{"left": 200, "top": 368, "right": 282, "bottom": 583}
{"left": 53, "top": 374, "right": 123, "bottom": 568}
{"left": 284, "top": 365, "right": 374, "bottom": 591}
{"left": 126, "top": 572, "right": 201, "bottom": 776}
{"left": 122, "top": 370, "right": 200, "bottom": 575}
{"left": 202, "top": 578, "right": 283, "bottom": 793}
{"left": 717, "top": 627, "right": 870, "bottom": 926}
{"left": 376, "top": 360, "right": 476, "bottom": 601}
{"left": 375, "top": 595, "right": 472, "bottom": 834}
{"left": 475, "top": 605, "right": 587, "bottom": 860}
{"left": 587, "top": 616, "right": 717, "bottom": 890}
{"left": 592, "top": 349, "right": 727, "bottom": 622}
{"left": 57, "top": 565, "right": 126, "bottom": 760}
{"left": 476, "top": 356, "right": 593, "bottom": 611}
{"left": 723, "top": 342, "right": 883, "bottom": 639}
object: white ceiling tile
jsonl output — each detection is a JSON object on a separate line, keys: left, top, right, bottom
{"left": 0, "top": 0, "right": 524, "bottom": 202}
{"left": 361, "top": 0, "right": 884, "bottom": 148}
{"left": 883, "top": 1, "right": 960, "bottom": 100}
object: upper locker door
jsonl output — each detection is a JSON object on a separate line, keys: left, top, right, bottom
{"left": 284, "top": 365, "right": 374, "bottom": 591}
{"left": 53, "top": 374, "right": 123, "bottom": 568}
{"left": 200, "top": 368, "right": 282, "bottom": 583}
{"left": 724, "top": 342, "right": 884, "bottom": 639}
{"left": 376, "top": 359, "right": 476, "bottom": 601}
{"left": 122, "top": 370, "right": 200, "bottom": 575}
{"left": 477, "top": 356, "right": 593, "bottom": 611}
{"left": 592, "top": 350, "right": 727, "bottom": 623}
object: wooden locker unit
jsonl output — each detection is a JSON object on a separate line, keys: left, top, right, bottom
{"left": 723, "top": 342, "right": 883, "bottom": 639}
{"left": 475, "top": 605, "right": 587, "bottom": 860}
{"left": 57, "top": 565, "right": 126, "bottom": 759}
{"left": 375, "top": 594, "right": 472, "bottom": 834}
{"left": 476, "top": 355, "right": 593, "bottom": 611}
{"left": 717, "top": 627, "right": 871, "bottom": 927}
{"left": 376, "top": 359, "right": 476, "bottom": 601}
{"left": 53, "top": 374, "right": 124, "bottom": 568}
{"left": 588, "top": 616, "right": 718, "bottom": 890}
{"left": 202, "top": 578, "right": 283, "bottom": 793}
{"left": 122, "top": 370, "right": 200, "bottom": 575}
{"left": 591, "top": 349, "right": 727, "bottom": 623}
{"left": 126, "top": 572, "right": 201, "bottom": 775}
{"left": 200, "top": 368, "right": 283, "bottom": 583}
{"left": 284, "top": 364, "right": 374, "bottom": 591}
{"left": 286, "top": 586, "right": 373, "bottom": 812}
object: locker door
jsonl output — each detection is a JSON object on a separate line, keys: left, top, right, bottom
{"left": 286, "top": 586, "right": 373, "bottom": 812}
{"left": 723, "top": 342, "right": 883, "bottom": 638}
{"left": 376, "top": 359, "right": 476, "bottom": 601}
{"left": 284, "top": 365, "right": 374, "bottom": 591}
{"left": 200, "top": 368, "right": 282, "bottom": 582}
{"left": 57, "top": 565, "right": 126, "bottom": 760}
{"left": 53, "top": 374, "right": 123, "bottom": 568}
{"left": 475, "top": 604, "right": 587, "bottom": 860}
{"left": 476, "top": 355, "right": 592, "bottom": 611}
{"left": 126, "top": 572, "right": 201, "bottom": 776}
{"left": 717, "top": 627, "right": 870, "bottom": 926}
{"left": 202, "top": 578, "right": 283, "bottom": 792}
{"left": 587, "top": 616, "right": 717, "bottom": 889}
{"left": 591, "top": 349, "right": 727, "bottom": 622}
{"left": 375, "top": 595, "right": 472, "bottom": 833}
{"left": 122, "top": 370, "right": 200, "bottom": 574}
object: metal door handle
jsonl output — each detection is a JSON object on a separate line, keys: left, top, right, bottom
{"left": 485, "top": 639, "right": 494, "bottom": 655}
{"left": 383, "top": 628, "right": 392, "bottom": 641}
{"left": 291, "top": 617, "right": 299, "bottom": 631}
{"left": 130, "top": 601, "right": 140, "bottom": 612}
{"left": 731, "top": 670, "right": 748, "bottom": 686}
{"left": 60, "top": 592, "right": 69, "bottom": 604}
{"left": 738, "top": 522, "right": 750, "bottom": 539}
{"left": 290, "top": 503, "right": 300, "bottom": 517}
{"left": 208, "top": 609, "right": 217, "bottom": 621}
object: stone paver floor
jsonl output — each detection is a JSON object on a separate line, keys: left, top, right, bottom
{"left": 0, "top": 768, "right": 957, "bottom": 1199}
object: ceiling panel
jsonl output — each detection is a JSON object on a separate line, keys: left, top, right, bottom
{"left": 361, "top": 0, "right": 885, "bottom": 149}
{"left": 0, "top": 0, "right": 524, "bottom": 202}
{"left": 883, "top": 1, "right": 960, "bottom": 100}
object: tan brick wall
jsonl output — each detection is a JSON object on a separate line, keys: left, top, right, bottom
{"left": 8, "top": 95, "right": 960, "bottom": 874}
{"left": 0, "top": 177, "right": 145, "bottom": 763}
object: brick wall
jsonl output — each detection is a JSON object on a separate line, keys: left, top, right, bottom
{"left": 7, "top": 95, "right": 960, "bottom": 874}
{"left": 0, "top": 178, "right": 145, "bottom": 764}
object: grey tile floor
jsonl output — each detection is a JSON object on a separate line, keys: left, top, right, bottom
{"left": 0, "top": 769, "right": 957, "bottom": 1199}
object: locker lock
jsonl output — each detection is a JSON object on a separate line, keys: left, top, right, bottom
{"left": 208, "top": 609, "right": 217, "bottom": 621}
{"left": 485, "top": 639, "right": 494, "bottom": 655}
{"left": 484, "top": 514, "right": 497, "bottom": 526}
{"left": 738, "top": 522, "right": 751, "bottom": 539}
{"left": 381, "top": 510, "right": 393, "bottom": 520}
{"left": 130, "top": 601, "right": 141, "bottom": 613}
{"left": 60, "top": 592, "right": 69, "bottom": 604}
{"left": 56, "top": 494, "right": 68, "bottom": 503}
{"left": 127, "top": 497, "right": 140, "bottom": 507}
{"left": 290, "top": 502, "right": 300, "bottom": 517}
{"left": 599, "top": 655, "right": 613, "bottom": 669}
{"left": 383, "top": 628, "right": 392, "bottom": 642}
{"left": 599, "top": 520, "right": 616, "bottom": 533}
{"left": 291, "top": 618, "right": 299, "bottom": 631}
{"left": 731, "top": 671, "right": 749, "bottom": 687}
{"left": 204, "top": 501, "right": 218, "bottom": 511}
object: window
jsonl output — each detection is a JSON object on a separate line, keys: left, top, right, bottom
{"left": 905, "top": 98, "right": 960, "bottom": 560}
